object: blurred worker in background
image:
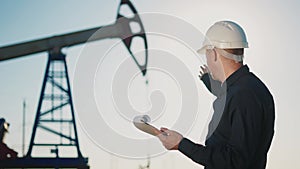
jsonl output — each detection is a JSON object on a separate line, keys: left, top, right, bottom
{"left": 158, "top": 21, "right": 275, "bottom": 169}
{"left": 0, "top": 118, "right": 18, "bottom": 160}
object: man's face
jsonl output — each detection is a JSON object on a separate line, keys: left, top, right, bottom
{"left": 205, "top": 48, "right": 218, "bottom": 80}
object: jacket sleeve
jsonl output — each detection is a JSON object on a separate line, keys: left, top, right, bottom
{"left": 178, "top": 90, "right": 263, "bottom": 169}
{"left": 201, "top": 73, "right": 222, "bottom": 96}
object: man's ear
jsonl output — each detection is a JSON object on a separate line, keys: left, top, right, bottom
{"left": 213, "top": 49, "right": 218, "bottom": 62}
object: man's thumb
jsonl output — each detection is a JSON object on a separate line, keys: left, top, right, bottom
{"left": 160, "top": 127, "right": 168, "bottom": 132}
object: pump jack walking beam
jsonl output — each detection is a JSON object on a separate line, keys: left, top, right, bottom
{"left": 0, "top": 0, "right": 148, "bottom": 75}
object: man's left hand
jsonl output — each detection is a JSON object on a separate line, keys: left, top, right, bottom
{"left": 157, "top": 127, "right": 183, "bottom": 150}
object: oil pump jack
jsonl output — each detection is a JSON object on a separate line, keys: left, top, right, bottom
{"left": 0, "top": 0, "right": 148, "bottom": 168}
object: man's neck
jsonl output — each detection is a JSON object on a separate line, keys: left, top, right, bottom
{"left": 221, "top": 63, "right": 242, "bottom": 83}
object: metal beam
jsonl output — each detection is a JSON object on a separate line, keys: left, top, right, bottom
{"left": 0, "top": 157, "right": 89, "bottom": 168}
{"left": 39, "top": 125, "right": 76, "bottom": 142}
{"left": 40, "top": 102, "right": 69, "bottom": 116}
{"left": 48, "top": 76, "right": 68, "bottom": 93}
{"left": 0, "top": 22, "right": 125, "bottom": 61}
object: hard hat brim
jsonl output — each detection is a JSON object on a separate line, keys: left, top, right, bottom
{"left": 197, "top": 44, "right": 215, "bottom": 55}
{"left": 197, "top": 46, "right": 206, "bottom": 55}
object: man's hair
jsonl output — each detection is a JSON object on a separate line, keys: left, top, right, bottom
{"left": 224, "top": 48, "right": 244, "bottom": 55}
{"left": 223, "top": 48, "right": 244, "bottom": 63}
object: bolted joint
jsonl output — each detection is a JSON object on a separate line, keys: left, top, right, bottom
{"left": 49, "top": 47, "right": 66, "bottom": 61}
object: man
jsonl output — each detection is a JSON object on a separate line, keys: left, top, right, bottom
{"left": 157, "top": 21, "right": 275, "bottom": 169}
{"left": 0, "top": 118, "right": 18, "bottom": 160}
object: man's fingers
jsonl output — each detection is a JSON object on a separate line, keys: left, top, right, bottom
{"left": 160, "top": 127, "right": 168, "bottom": 132}
{"left": 157, "top": 132, "right": 168, "bottom": 142}
{"left": 199, "top": 65, "right": 209, "bottom": 74}
{"left": 159, "top": 127, "right": 169, "bottom": 137}
{"left": 200, "top": 66, "right": 205, "bottom": 72}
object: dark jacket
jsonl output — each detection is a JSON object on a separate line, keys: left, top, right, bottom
{"left": 0, "top": 142, "right": 18, "bottom": 160}
{"left": 178, "top": 65, "right": 275, "bottom": 169}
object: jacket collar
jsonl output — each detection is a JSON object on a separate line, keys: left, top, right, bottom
{"left": 219, "top": 65, "right": 250, "bottom": 96}
{"left": 225, "top": 64, "right": 249, "bottom": 87}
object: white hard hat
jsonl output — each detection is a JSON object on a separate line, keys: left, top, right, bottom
{"left": 197, "top": 21, "right": 248, "bottom": 54}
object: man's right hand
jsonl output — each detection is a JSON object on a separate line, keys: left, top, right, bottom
{"left": 198, "top": 65, "right": 209, "bottom": 79}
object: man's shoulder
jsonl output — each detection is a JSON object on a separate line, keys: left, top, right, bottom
{"left": 228, "top": 72, "right": 273, "bottom": 104}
